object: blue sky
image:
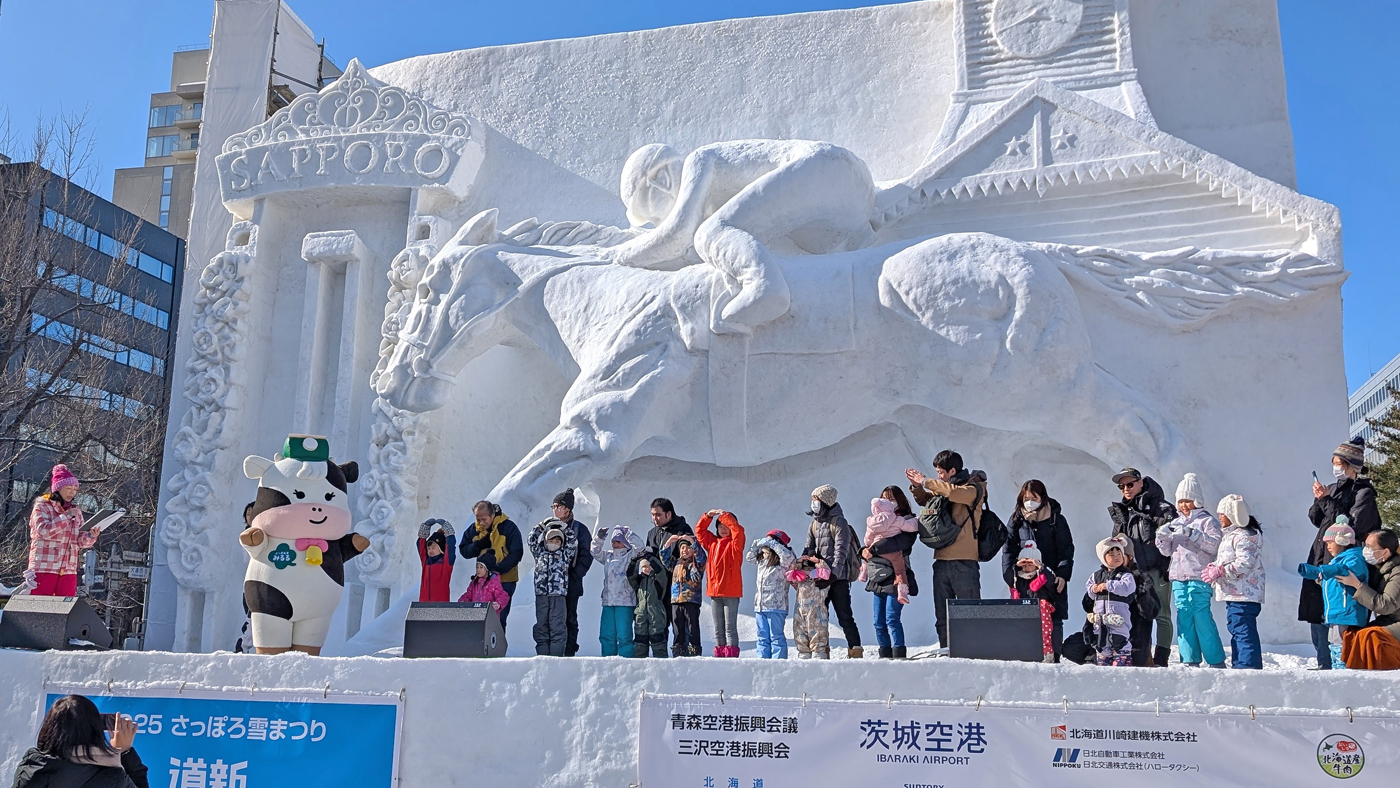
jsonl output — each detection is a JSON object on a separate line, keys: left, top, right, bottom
{"left": 1, "top": 1, "right": 1395, "bottom": 392}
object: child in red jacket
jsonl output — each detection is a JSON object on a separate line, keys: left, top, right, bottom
{"left": 417, "top": 519, "right": 457, "bottom": 602}
{"left": 695, "top": 509, "right": 745, "bottom": 657}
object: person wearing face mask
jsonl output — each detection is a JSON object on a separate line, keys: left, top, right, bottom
{"left": 528, "top": 519, "right": 578, "bottom": 656}
{"left": 800, "top": 485, "right": 864, "bottom": 658}
{"left": 1300, "top": 437, "right": 1381, "bottom": 669}
{"left": 1002, "top": 479, "right": 1075, "bottom": 659}
{"left": 1336, "top": 530, "right": 1400, "bottom": 670}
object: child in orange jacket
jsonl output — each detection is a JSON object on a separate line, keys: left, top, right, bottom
{"left": 696, "top": 509, "right": 746, "bottom": 657}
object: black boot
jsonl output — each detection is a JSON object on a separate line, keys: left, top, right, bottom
{"left": 892, "top": 646, "right": 907, "bottom": 659}
{"left": 1154, "top": 646, "right": 1171, "bottom": 667}
{"left": 878, "top": 646, "right": 894, "bottom": 659}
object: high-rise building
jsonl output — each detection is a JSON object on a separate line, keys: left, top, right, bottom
{"left": 112, "top": 47, "right": 209, "bottom": 238}
{"left": 112, "top": 24, "right": 341, "bottom": 240}
{"left": 1349, "top": 352, "right": 1400, "bottom": 464}
{"left": 1, "top": 161, "right": 185, "bottom": 642}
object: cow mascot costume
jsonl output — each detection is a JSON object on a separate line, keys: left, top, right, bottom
{"left": 240, "top": 434, "right": 367, "bottom": 655}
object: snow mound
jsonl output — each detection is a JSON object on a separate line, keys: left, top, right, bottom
{"left": 1, "top": 646, "right": 1395, "bottom": 787}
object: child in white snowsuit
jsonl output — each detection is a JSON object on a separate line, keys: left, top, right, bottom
{"left": 528, "top": 519, "right": 578, "bottom": 656}
{"left": 789, "top": 555, "right": 831, "bottom": 659}
{"left": 1087, "top": 536, "right": 1137, "bottom": 666}
{"left": 746, "top": 529, "right": 796, "bottom": 659}
{"left": 592, "top": 524, "right": 640, "bottom": 656}
{"left": 628, "top": 547, "right": 669, "bottom": 658}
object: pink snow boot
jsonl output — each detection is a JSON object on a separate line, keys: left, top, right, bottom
{"left": 713, "top": 646, "right": 725, "bottom": 658}
{"left": 727, "top": 645, "right": 740, "bottom": 657}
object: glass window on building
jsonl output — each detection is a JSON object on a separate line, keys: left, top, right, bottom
{"left": 190, "top": 102, "right": 202, "bottom": 120}
{"left": 159, "top": 165, "right": 174, "bottom": 228}
{"left": 146, "top": 134, "right": 179, "bottom": 158}
{"left": 149, "top": 105, "right": 181, "bottom": 128}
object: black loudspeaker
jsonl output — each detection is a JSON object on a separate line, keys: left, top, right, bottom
{"left": 403, "top": 602, "right": 507, "bottom": 658}
{"left": 0, "top": 596, "right": 112, "bottom": 651}
{"left": 947, "top": 599, "right": 1043, "bottom": 662}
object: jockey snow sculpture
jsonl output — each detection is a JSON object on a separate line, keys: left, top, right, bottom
{"left": 240, "top": 434, "right": 366, "bottom": 655}
{"left": 608, "top": 140, "right": 875, "bottom": 333}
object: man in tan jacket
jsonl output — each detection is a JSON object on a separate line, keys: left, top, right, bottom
{"left": 907, "top": 450, "right": 986, "bottom": 648}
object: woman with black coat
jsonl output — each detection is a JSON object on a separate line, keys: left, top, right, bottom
{"left": 1002, "top": 480, "right": 1075, "bottom": 655}
{"left": 11, "top": 695, "right": 149, "bottom": 788}
{"left": 1299, "top": 438, "right": 1382, "bottom": 669}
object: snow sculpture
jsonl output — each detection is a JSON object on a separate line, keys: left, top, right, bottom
{"left": 609, "top": 140, "right": 876, "bottom": 333}
{"left": 151, "top": 0, "right": 1349, "bottom": 650}
{"left": 160, "top": 223, "right": 258, "bottom": 594}
{"left": 376, "top": 205, "right": 1339, "bottom": 520}
{"left": 240, "top": 434, "right": 366, "bottom": 655}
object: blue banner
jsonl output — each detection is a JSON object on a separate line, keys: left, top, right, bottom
{"left": 44, "top": 688, "right": 400, "bottom": 788}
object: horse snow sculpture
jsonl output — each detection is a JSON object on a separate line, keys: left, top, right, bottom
{"left": 376, "top": 208, "right": 1339, "bottom": 519}
{"left": 241, "top": 434, "right": 366, "bottom": 655}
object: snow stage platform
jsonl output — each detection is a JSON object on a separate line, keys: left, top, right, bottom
{"left": 2, "top": 648, "right": 1397, "bottom": 786}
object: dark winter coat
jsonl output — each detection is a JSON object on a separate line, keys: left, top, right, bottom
{"left": 1002, "top": 499, "right": 1074, "bottom": 620}
{"left": 1354, "top": 555, "right": 1400, "bottom": 637}
{"left": 1108, "top": 477, "right": 1176, "bottom": 573}
{"left": 1078, "top": 567, "right": 1160, "bottom": 664}
{"left": 646, "top": 514, "right": 694, "bottom": 555}
{"left": 1299, "top": 476, "right": 1382, "bottom": 624}
{"left": 645, "top": 514, "right": 692, "bottom": 608}
{"left": 563, "top": 518, "right": 594, "bottom": 598}
{"left": 10, "top": 747, "right": 149, "bottom": 788}
{"left": 628, "top": 549, "right": 669, "bottom": 639}
{"left": 460, "top": 515, "right": 524, "bottom": 583}
{"left": 802, "top": 502, "right": 862, "bottom": 582}
{"left": 866, "top": 530, "right": 919, "bottom": 597}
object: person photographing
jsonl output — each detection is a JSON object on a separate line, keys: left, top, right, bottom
{"left": 12, "top": 695, "right": 149, "bottom": 788}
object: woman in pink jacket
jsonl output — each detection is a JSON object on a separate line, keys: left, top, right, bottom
{"left": 459, "top": 560, "right": 512, "bottom": 617}
{"left": 27, "top": 465, "right": 98, "bottom": 597}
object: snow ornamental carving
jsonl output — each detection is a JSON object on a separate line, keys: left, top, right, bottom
{"left": 156, "top": 0, "right": 1349, "bottom": 651}
{"left": 160, "top": 223, "right": 257, "bottom": 591}
{"left": 215, "top": 59, "right": 482, "bottom": 217}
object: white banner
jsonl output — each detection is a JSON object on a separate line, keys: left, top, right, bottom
{"left": 640, "top": 695, "right": 1397, "bottom": 787}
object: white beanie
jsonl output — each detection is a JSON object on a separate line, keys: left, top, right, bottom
{"left": 1175, "top": 473, "right": 1206, "bottom": 507}
{"left": 1016, "top": 541, "right": 1042, "bottom": 565}
{"left": 1216, "top": 494, "right": 1249, "bottom": 529}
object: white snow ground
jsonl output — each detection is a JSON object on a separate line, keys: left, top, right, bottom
{"left": 1, "top": 640, "right": 1393, "bottom": 787}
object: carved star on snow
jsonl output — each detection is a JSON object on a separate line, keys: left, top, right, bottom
{"left": 1052, "top": 130, "right": 1077, "bottom": 150}
{"left": 1004, "top": 135, "right": 1030, "bottom": 156}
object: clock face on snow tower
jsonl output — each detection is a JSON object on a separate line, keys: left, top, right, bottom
{"left": 991, "top": 0, "right": 1086, "bottom": 59}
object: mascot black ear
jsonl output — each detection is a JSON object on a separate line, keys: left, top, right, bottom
{"left": 339, "top": 461, "right": 360, "bottom": 485}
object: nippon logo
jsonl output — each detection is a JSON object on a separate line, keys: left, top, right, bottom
{"left": 1051, "top": 748, "right": 1081, "bottom": 768}
{"left": 1050, "top": 726, "right": 1067, "bottom": 741}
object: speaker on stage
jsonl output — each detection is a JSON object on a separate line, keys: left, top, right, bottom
{"left": 403, "top": 602, "right": 507, "bottom": 658}
{"left": 0, "top": 596, "right": 112, "bottom": 651}
{"left": 947, "top": 599, "right": 1043, "bottom": 662}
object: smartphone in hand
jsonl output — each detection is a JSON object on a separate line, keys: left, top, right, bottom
{"left": 1312, "top": 470, "right": 1320, "bottom": 484}
{"left": 102, "top": 713, "right": 118, "bottom": 731}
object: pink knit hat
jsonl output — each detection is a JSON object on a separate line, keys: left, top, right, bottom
{"left": 50, "top": 464, "right": 78, "bottom": 493}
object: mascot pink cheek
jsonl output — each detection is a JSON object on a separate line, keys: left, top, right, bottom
{"left": 252, "top": 503, "right": 352, "bottom": 540}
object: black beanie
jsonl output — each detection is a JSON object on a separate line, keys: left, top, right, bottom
{"left": 553, "top": 488, "right": 575, "bottom": 510}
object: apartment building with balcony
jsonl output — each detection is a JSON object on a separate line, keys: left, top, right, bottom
{"left": 111, "top": 47, "right": 209, "bottom": 238}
